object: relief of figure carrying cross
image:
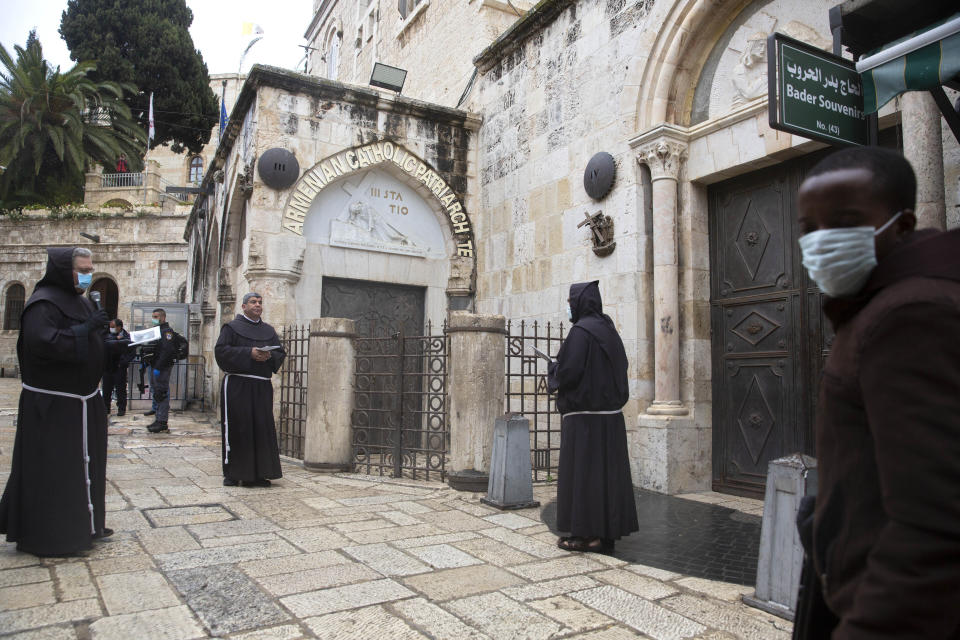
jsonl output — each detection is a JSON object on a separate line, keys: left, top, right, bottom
{"left": 329, "top": 172, "right": 426, "bottom": 257}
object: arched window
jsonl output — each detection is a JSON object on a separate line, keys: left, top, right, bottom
{"left": 189, "top": 156, "right": 204, "bottom": 184}
{"left": 326, "top": 28, "right": 341, "bottom": 80}
{"left": 3, "top": 283, "right": 25, "bottom": 330}
{"left": 90, "top": 278, "right": 119, "bottom": 321}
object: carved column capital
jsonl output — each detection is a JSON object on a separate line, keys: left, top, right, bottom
{"left": 636, "top": 138, "right": 688, "bottom": 181}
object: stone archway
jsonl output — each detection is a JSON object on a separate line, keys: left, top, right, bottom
{"left": 280, "top": 142, "right": 476, "bottom": 302}
{"left": 633, "top": 0, "right": 752, "bottom": 132}
{"left": 90, "top": 276, "right": 119, "bottom": 320}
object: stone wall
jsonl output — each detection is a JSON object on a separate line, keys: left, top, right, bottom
{"left": 0, "top": 207, "right": 191, "bottom": 373}
{"left": 306, "top": 0, "right": 529, "bottom": 108}
{"left": 469, "top": 1, "right": 659, "bottom": 422}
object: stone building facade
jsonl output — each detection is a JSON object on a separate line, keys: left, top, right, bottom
{"left": 190, "top": 0, "right": 959, "bottom": 495}
{"left": 0, "top": 207, "right": 192, "bottom": 374}
{"left": 80, "top": 73, "right": 246, "bottom": 212}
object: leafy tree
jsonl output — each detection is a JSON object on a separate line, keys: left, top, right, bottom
{"left": 60, "top": 0, "right": 219, "bottom": 154}
{"left": 0, "top": 31, "right": 146, "bottom": 207}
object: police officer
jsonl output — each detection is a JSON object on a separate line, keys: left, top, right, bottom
{"left": 147, "top": 308, "right": 177, "bottom": 433}
{"left": 102, "top": 319, "right": 134, "bottom": 416}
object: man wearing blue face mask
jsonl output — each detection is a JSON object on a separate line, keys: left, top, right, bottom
{"left": 794, "top": 147, "right": 960, "bottom": 639}
{"left": 0, "top": 247, "right": 113, "bottom": 555}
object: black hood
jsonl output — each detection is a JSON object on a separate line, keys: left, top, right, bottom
{"left": 226, "top": 314, "right": 278, "bottom": 342}
{"left": 825, "top": 228, "right": 960, "bottom": 328}
{"left": 23, "top": 247, "right": 93, "bottom": 322}
{"left": 35, "top": 247, "right": 78, "bottom": 294}
{"left": 568, "top": 281, "right": 628, "bottom": 398}
{"left": 569, "top": 281, "right": 603, "bottom": 323}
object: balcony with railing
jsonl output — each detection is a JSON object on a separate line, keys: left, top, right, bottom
{"left": 84, "top": 160, "right": 167, "bottom": 208}
{"left": 100, "top": 172, "right": 144, "bottom": 188}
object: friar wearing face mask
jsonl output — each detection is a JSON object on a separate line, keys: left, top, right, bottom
{"left": 0, "top": 247, "right": 113, "bottom": 556}
{"left": 792, "top": 148, "right": 960, "bottom": 639}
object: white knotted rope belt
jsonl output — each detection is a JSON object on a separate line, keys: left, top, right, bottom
{"left": 21, "top": 383, "right": 101, "bottom": 534}
{"left": 561, "top": 409, "right": 623, "bottom": 419}
{"left": 222, "top": 373, "right": 271, "bottom": 464}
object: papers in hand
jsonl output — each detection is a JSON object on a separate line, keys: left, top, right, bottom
{"left": 530, "top": 346, "right": 554, "bottom": 362}
{"left": 129, "top": 326, "right": 160, "bottom": 345}
{"left": 254, "top": 345, "right": 282, "bottom": 351}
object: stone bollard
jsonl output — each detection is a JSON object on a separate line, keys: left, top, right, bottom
{"left": 743, "top": 453, "right": 817, "bottom": 620}
{"left": 446, "top": 311, "right": 506, "bottom": 492}
{"left": 303, "top": 317, "right": 356, "bottom": 472}
{"left": 482, "top": 414, "right": 540, "bottom": 510}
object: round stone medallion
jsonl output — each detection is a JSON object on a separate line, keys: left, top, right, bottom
{"left": 257, "top": 148, "right": 300, "bottom": 190}
{"left": 583, "top": 152, "right": 616, "bottom": 200}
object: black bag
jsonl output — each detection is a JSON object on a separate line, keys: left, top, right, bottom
{"left": 171, "top": 330, "right": 189, "bottom": 361}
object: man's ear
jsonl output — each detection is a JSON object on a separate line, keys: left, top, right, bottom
{"left": 898, "top": 209, "right": 917, "bottom": 235}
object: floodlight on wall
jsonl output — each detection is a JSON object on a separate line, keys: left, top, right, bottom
{"left": 370, "top": 62, "right": 407, "bottom": 93}
{"left": 79, "top": 232, "right": 101, "bottom": 243}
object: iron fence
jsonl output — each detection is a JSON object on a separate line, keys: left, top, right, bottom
{"left": 505, "top": 319, "right": 566, "bottom": 482}
{"left": 278, "top": 325, "right": 309, "bottom": 459}
{"left": 352, "top": 321, "right": 448, "bottom": 480}
{"left": 124, "top": 358, "right": 205, "bottom": 411}
{"left": 101, "top": 172, "right": 144, "bottom": 188}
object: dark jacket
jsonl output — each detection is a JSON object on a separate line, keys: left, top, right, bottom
{"left": 151, "top": 322, "right": 178, "bottom": 370}
{"left": 18, "top": 248, "right": 105, "bottom": 394}
{"left": 104, "top": 329, "right": 134, "bottom": 373}
{"left": 813, "top": 229, "right": 960, "bottom": 639}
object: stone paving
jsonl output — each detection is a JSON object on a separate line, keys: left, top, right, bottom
{"left": 0, "top": 379, "right": 792, "bottom": 639}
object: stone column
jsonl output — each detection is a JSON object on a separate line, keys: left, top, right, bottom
{"left": 304, "top": 317, "right": 357, "bottom": 472}
{"left": 446, "top": 311, "right": 506, "bottom": 491}
{"left": 901, "top": 92, "right": 946, "bottom": 230}
{"left": 637, "top": 137, "right": 688, "bottom": 416}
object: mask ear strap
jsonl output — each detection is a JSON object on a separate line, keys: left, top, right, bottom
{"left": 874, "top": 210, "right": 903, "bottom": 236}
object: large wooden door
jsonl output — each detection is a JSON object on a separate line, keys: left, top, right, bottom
{"left": 709, "top": 161, "right": 820, "bottom": 497}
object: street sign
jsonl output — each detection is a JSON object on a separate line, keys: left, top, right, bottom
{"left": 767, "top": 33, "right": 872, "bottom": 146}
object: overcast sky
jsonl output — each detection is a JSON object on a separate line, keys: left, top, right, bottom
{"left": 0, "top": 0, "right": 313, "bottom": 76}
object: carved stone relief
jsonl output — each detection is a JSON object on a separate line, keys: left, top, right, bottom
{"left": 692, "top": 0, "right": 834, "bottom": 124}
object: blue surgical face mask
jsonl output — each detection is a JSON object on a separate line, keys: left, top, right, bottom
{"left": 76, "top": 272, "right": 92, "bottom": 291}
{"left": 151, "top": 318, "right": 161, "bottom": 326}
{"left": 567, "top": 304, "right": 573, "bottom": 322}
{"left": 798, "top": 211, "right": 903, "bottom": 298}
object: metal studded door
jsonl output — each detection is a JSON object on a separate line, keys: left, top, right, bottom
{"left": 320, "top": 277, "right": 447, "bottom": 479}
{"left": 320, "top": 277, "right": 425, "bottom": 339}
{"left": 709, "top": 162, "right": 814, "bottom": 497}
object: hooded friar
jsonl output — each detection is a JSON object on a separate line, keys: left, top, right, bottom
{"left": 0, "top": 248, "right": 111, "bottom": 556}
{"left": 548, "top": 281, "right": 638, "bottom": 552}
{"left": 214, "top": 298, "right": 286, "bottom": 485}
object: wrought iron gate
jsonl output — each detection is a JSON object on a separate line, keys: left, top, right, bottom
{"left": 352, "top": 322, "right": 448, "bottom": 480}
{"left": 505, "top": 320, "right": 566, "bottom": 482}
{"left": 277, "top": 324, "right": 309, "bottom": 459}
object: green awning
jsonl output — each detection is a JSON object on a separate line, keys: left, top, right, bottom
{"left": 857, "top": 13, "right": 960, "bottom": 113}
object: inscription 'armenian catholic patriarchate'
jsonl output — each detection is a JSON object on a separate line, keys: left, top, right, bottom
{"left": 282, "top": 142, "right": 474, "bottom": 257}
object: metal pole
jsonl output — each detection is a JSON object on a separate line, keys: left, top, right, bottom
{"left": 394, "top": 329, "right": 405, "bottom": 477}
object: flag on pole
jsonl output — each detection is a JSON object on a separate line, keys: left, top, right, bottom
{"left": 241, "top": 22, "right": 264, "bottom": 36}
{"left": 219, "top": 87, "right": 228, "bottom": 141}
{"left": 147, "top": 92, "right": 155, "bottom": 147}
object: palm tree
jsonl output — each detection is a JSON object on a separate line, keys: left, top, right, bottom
{"left": 0, "top": 31, "right": 146, "bottom": 207}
